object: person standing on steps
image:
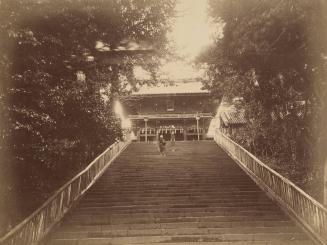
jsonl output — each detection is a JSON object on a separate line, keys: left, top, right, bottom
{"left": 158, "top": 134, "right": 166, "bottom": 156}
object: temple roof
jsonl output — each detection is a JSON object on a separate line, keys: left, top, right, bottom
{"left": 220, "top": 110, "right": 246, "bottom": 126}
{"left": 132, "top": 81, "right": 209, "bottom": 95}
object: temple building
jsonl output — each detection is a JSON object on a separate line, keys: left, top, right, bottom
{"left": 210, "top": 97, "right": 247, "bottom": 137}
{"left": 122, "top": 81, "right": 214, "bottom": 141}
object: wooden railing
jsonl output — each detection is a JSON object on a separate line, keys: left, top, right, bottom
{"left": 129, "top": 113, "right": 213, "bottom": 120}
{"left": 214, "top": 129, "right": 327, "bottom": 245}
{"left": 0, "top": 138, "right": 131, "bottom": 245}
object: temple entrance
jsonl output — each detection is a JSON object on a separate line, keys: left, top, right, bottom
{"left": 135, "top": 117, "right": 210, "bottom": 142}
{"left": 175, "top": 131, "right": 184, "bottom": 141}
{"left": 159, "top": 130, "right": 184, "bottom": 141}
{"left": 157, "top": 125, "right": 184, "bottom": 141}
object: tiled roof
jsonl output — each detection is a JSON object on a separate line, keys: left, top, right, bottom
{"left": 132, "top": 81, "right": 209, "bottom": 95}
{"left": 220, "top": 110, "right": 246, "bottom": 126}
{"left": 207, "top": 97, "right": 246, "bottom": 136}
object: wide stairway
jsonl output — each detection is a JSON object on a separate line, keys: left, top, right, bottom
{"left": 47, "top": 141, "right": 313, "bottom": 245}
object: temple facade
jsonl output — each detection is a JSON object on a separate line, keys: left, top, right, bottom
{"left": 122, "top": 82, "right": 214, "bottom": 142}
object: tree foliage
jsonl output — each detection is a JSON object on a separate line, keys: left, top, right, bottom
{"left": 0, "top": 0, "right": 175, "bottom": 233}
{"left": 198, "top": 0, "right": 327, "bottom": 199}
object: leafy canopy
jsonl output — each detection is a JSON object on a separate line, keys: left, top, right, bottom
{"left": 0, "top": 0, "right": 176, "bottom": 234}
{"left": 197, "top": 0, "right": 327, "bottom": 199}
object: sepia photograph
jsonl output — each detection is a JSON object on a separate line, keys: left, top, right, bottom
{"left": 0, "top": 0, "right": 326, "bottom": 244}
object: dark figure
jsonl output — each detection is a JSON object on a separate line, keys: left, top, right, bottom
{"left": 158, "top": 134, "right": 166, "bottom": 156}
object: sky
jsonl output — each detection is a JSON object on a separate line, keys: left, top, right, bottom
{"left": 170, "top": 0, "right": 215, "bottom": 58}
{"left": 135, "top": 0, "right": 217, "bottom": 81}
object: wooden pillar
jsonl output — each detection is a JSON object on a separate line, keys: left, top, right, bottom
{"left": 183, "top": 119, "right": 187, "bottom": 141}
{"left": 202, "top": 118, "right": 206, "bottom": 140}
{"left": 196, "top": 115, "right": 200, "bottom": 141}
{"left": 144, "top": 118, "right": 148, "bottom": 142}
{"left": 137, "top": 129, "right": 140, "bottom": 142}
{"left": 155, "top": 120, "right": 159, "bottom": 141}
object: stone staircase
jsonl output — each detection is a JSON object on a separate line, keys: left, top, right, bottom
{"left": 47, "top": 141, "right": 314, "bottom": 245}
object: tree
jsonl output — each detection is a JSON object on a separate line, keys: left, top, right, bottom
{"left": 0, "top": 0, "right": 176, "bottom": 234}
{"left": 197, "top": 0, "right": 327, "bottom": 202}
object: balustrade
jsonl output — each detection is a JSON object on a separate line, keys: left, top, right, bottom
{"left": 0, "top": 138, "right": 131, "bottom": 245}
{"left": 214, "top": 129, "right": 327, "bottom": 245}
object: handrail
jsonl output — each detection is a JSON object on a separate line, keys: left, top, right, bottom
{"left": 214, "top": 129, "right": 327, "bottom": 245}
{"left": 0, "top": 137, "right": 131, "bottom": 245}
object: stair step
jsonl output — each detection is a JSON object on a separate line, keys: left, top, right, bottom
{"left": 77, "top": 202, "right": 276, "bottom": 209}
{"left": 48, "top": 241, "right": 314, "bottom": 245}
{"left": 59, "top": 220, "right": 295, "bottom": 232}
{"left": 53, "top": 226, "right": 303, "bottom": 239}
{"left": 64, "top": 215, "right": 289, "bottom": 226}
{"left": 50, "top": 233, "right": 311, "bottom": 245}
{"left": 73, "top": 205, "right": 280, "bottom": 212}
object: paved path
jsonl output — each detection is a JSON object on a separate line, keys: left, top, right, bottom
{"left": 47, "top": 141, "right": 313, "bottom": 245}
